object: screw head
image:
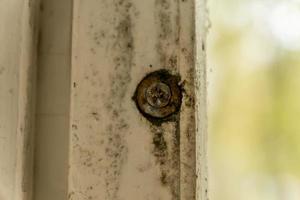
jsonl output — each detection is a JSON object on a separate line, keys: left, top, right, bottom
{"left": 145, "top": 82, "right": 171, "bottom": 108}
{"left": 134, "top": 70, "right": 182, "bottom": 120}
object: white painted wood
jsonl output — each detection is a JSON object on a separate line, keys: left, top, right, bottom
{"left": 0, "top": 0, "right": 39, "bottom": 199}
{"left": 0, "top": 0, "right": 208, "bottom": 198}
{"left": 69, "top": 0, "right": 208, "bottom": 200}
{"left": 195, "top": 1, "right": 209, "bottom": 200}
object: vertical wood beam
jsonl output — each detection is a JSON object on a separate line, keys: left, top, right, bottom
{"left": 69, "top": 0, "right": 208, "bottom": 199}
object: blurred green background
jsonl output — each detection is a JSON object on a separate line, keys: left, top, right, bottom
{"left": 207, "top": 0, "right": 300, "bottom": 199}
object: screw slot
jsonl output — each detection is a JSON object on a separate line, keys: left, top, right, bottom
{"left": 133, "top": 70, "right": 182, "bottom": 120}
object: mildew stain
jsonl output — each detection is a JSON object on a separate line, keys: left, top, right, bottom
{"left": 155, "top": 0, "right": 180, "bottom": 70}
{"left": 150, "top": 118, "right": 181, "bottom": 200}
{"left": 137, "top": 82, "right": 182, "bottom": 199}
{"left": 71, "top": 0, "right": 199, "bottom": 199}
{"left": 101, "top": 0, "right": 135, "bottom": 199}
{"left": 179, "top": 30, "right": 198, "bottom": 199}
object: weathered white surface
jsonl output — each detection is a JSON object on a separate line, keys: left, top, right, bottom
{"left": 34, "top": 0, "right": 72, "bottom": 199}
{"left": 69, "top": 0, "right": 208, "bottom": 200}
{"left": 0, "top": 0, "right": 39, "bottom": 199}
{"left": 195, "top": 0, "right": 209, "bottom": 200}
{"left": 0, "top": 0, "right": 208, "bottom": 198}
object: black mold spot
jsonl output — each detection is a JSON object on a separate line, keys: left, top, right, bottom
{"left": 154, "top": 0, "right": 180, "bottom": 70}
{"left": 153, "top": 131, "right": 167, "bottom": 159}
{"left": 39, "top": 3, "right": 44, "bottom": 12}
{"left": 169, "top": 55, "right": 178, "bottom": 69}
{"left": 160, "top": 172, "right": 168, "bottom": 185}
{"left": 72, "top": 124, "right": 78, "bottom": 130}
{"left": 91, "top": 112, "right": 100, "bottom": 121}
{"left": 150, "top": 119, "right": 181, "bottom": 199}
{"left": 158, "top": 12, "right": 172, "bottom": 40}
{"left": 102, "top": 0, "right": 136, "bottom": 198}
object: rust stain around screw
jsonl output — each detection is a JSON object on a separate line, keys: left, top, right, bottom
{"left": 133, "top": 69, "right": 182, "bottom": 120}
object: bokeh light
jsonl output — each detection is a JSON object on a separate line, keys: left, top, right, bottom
{"left": 208, "top": 0, "right": 300, "bottom": 200}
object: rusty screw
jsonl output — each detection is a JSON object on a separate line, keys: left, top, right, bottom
{"left": 133, "top": 70, "right": 182, "bottom": 120}
{"left": 146, "top": 82, "right": 171, "bottom": 108}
